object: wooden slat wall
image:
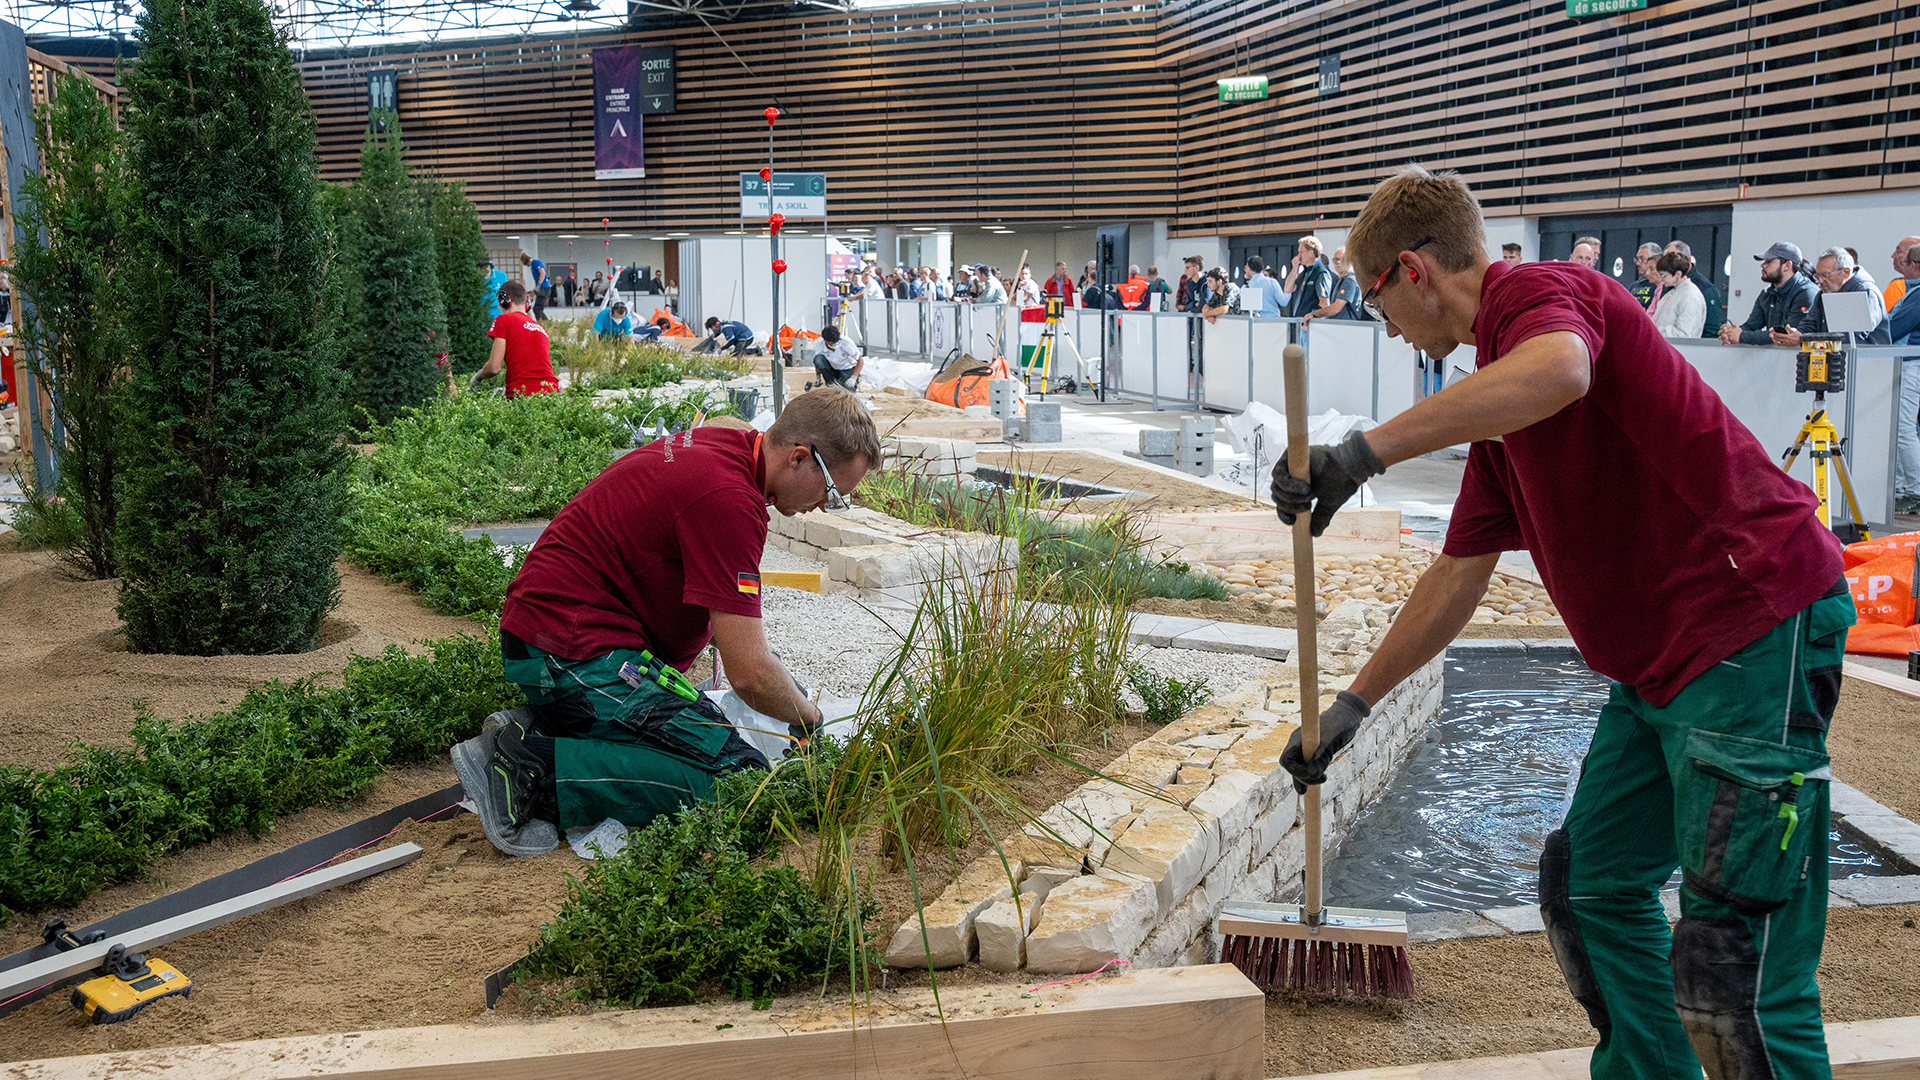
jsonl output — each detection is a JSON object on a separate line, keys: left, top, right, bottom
{"left": 1163, "top": 0, "right": 1920, "bottom": 234}
{"left": 289, "top": 1, "right": 1176, "bottom": 234}
{"left": 31, "top": 0, "right": 1920, "bottom": 237}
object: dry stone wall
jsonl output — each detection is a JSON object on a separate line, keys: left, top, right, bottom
{"left": 881, "top": 598, "right": 1444, "bottom": 975}
{"left": 766, "top": 504, "right": 1015, "bottom": 602}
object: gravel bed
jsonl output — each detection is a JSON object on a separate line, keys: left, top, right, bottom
{"left": 755, "top": 537, "right": 1277, "bottom": 709}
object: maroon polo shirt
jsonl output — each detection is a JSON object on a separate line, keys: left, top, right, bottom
{"left": 502, "top": 427, "right": 769, "bottom": 669}
{"left": 1442, "top": 260, "right": 1842, "bottom": 706}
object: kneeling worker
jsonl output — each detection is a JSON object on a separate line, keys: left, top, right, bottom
{"left": 591, "top": 301, "right": 633, "bottom": 339}
{"left": 698, "top": 316, "right": 756, "bottom": 357}
{"left": 1274, "top": 166, "right": 1849, "bottom": 1078}
{"left": 470, "top": 280, "right": 559, "bottom": 397}
{"left": 813, "top": 325, "right": 864, "bottom": 390}
{"left": 452, "top": 388, "right": 881, "bottom": 855}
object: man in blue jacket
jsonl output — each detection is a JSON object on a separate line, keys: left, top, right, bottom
{"left": 699, "top": 317, "right": 756, "bottom": 357}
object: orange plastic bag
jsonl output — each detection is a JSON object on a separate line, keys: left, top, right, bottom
{"left": 1842, "top": 531, "right": 1920, "bottom": 656}
{"left": 651, "top": 308, "right": 692, "bottom": 337}
{"left": 776, "top": 325, "right": 821, "bottom": 351}
{"left": 924, "top": 352, "right": 1025, "bottom": 414}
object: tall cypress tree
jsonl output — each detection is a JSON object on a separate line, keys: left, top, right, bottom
{"left": 430, "top": 179, "right": 490, "bottom": 375}
{"left": 14, "top": 73, "right": 127, "bottom": 580}
{"left": 346, "top": 113, "right": 445, "bottom": 425}
{"left": 114, "top": 0, "right": 350, "bottom": 656}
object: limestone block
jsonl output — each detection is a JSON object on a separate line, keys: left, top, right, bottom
{"left": 1105, "top": 741, "right": 1188, "bottom": 790}
{"left": 1252, "top": 794, "right": 1298, "bottom": 862}
{"left": 1160, "top": 782, "right": 1209, "bottom": 808}
{"left": 1176, "top": 765, "right": 1214, "bottom": 786}
{"left": 1033, "top": 784, "right": 1136, "bottom": 851}
{"left": 1212, "top": 722, "right": 1298, "bottom": 778}
{"left": 1189, "top": 769, "right": 1263, "bottom": 842}
{"left": 999, "top": 832, "right": 1087, "bottom": 873}
{"left": 1101, "top": 801, "right": 1222, "bottom": 919}
{"left": 1023, "top": 869, "right": 1159, "bottom": 974}
{"left": 1178, "top": 731, "right": 1242, "bottom": 752}
{"left": 882, "top": 861, "right": 1019, "bottom": 969}
{"left": 976, "top": 890, "right": 1046, "bottom": 972}
{"left": 1087, "top": 813, "right": 1136, "bottom": 866}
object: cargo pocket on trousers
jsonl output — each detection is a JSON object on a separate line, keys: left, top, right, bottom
{"left": 1676, "top": 729, "right": 1830, "bottom": 916}
{"left": 615, "top": 694, "right": 737, "bottom": 768}
{"left": 1795, "top": 591, "right": 1854, "bottom": 732}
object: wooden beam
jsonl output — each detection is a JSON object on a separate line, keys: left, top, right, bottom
{"left": 0, "top": 843, "right": 423, "bottom": 1003}
{"left": 1268, "top": 1015, "right": 1920, "bottom": 1079}
{"left": 14, "top": 963, "right": 1264, "bottom": 1080}
{"left": 1842, "top": 661, "right": 1920, "bottom": 700}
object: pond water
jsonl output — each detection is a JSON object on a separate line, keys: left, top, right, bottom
{"left": 1322, "top": 651, "right": 1892, "bottom": 913}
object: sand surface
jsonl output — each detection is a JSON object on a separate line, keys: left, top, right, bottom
{"left": 0, "top": 551, "right": 480, "bottom": 772}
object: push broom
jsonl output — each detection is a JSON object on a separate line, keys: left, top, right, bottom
{"left": 1217, "top": 342, "right": 1415, "bottom": 998}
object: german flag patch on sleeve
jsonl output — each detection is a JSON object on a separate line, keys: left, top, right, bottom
{"left": 736, "top": 571, "right": 761, "bottom": 595}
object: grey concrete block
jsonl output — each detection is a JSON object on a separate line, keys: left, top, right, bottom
{"left": 1027, "top": 400, "right": 1062, "bottom": 424}
{"left": 1522, "top": 640, "right": 1581, "bottom": 656}
{"left": 1003, "top": 417, "right": 1023, "bottom": 439}
{"left": 1842, "top": 815, "right": 1920, "bottom": 868}
{"left": 1829, "top": 875, "right": 1920, "bottom": 906}
{"left": 1830, "top": 780, "right": 1894, "bottom": 821}
{"left": 1407, "top": 910, "right": 1506, "bottom": 943}
{"left": 1139, "top": 428, "right": 1177, "bottom": 456}
{"left": 1481, "top": 904, "right": 1545, "bottom": 934}
{"left": 1022, "top": 421, "right": 1063, "bottom": 443}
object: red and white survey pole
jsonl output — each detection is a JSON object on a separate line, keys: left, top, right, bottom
{"left": 762, "top": 106, "right": 789, "bottom": 417}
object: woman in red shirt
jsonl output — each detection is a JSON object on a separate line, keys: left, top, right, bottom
{"left": 470, "top": 280, "right": 560, "bottom": 397}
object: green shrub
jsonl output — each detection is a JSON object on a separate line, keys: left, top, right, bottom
{"left": 12, "top": 72, "right": 128, "bottom": 581}
{"left": 430, "top": 179, "right": 490, "bottom": 375}
{"left": 341, "top": 111, "right": 447, "bottom": 427}
{"left": 114, "top": 0, "right": 351, "bottom": 655}
{"left": 1127, "top": 666, "right": 1213, "bottom": 724}
{"left": 528, "top": 769, "right": 867, "bottom": 1008}
{"left": 0, "top": 631, "right": 521, "bottom": 919}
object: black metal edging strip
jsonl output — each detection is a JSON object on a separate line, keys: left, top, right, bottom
{"left": 0, "top": 783, "right": 467, "bottom": 1016}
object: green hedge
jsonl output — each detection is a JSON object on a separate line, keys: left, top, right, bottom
{"left": 0, "top": 631, "right": 521, "bottom": 918}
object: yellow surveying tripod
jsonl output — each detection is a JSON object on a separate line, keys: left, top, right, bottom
{"left": 1779, "top": 334, "right": 1871, "bottom": 544}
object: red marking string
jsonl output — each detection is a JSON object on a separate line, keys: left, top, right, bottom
{"left": 1028, "top": 957, "right": 1131, "bottom": 992}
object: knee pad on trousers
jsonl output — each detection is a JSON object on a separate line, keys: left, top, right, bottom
{"left": 1672, "top": 916, "right": 1774, "bottom": 1080}
{"left": 1539, "top": 828, "right": 1611, "bottom": 1033}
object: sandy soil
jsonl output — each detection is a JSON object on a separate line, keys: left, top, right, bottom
{"left": 0, "top": 551, "right": 480, "bottom": 772}
{"left": 1826, "top": 679, "right": 1920, "bottom": 823}
{"left": 1261, "top": 903, "right": 1920, "bottom": 1077}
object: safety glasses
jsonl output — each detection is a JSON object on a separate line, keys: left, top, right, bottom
{"left": 1361, "top": 236, "right": 1433, "bottom": 323}
{"left": 811, "top": 446, "right": 852, "bottom": 513}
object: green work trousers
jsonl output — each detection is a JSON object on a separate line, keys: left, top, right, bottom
{"left": 501, "top": 639, "right": 767, "bottom": 830}
{"left": 1541, "top": 582, "right": 1853, "bottom": 1080}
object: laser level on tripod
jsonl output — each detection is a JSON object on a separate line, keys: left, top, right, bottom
{"left": 1027, "top": 295, "right": 1084, "bottom": 396}
{"left": 1779, "top": 333, "right": 1871, "bottom": 544}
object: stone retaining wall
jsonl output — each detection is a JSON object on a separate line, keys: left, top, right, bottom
{"left": 766, "top": 501, "right": 1014, "bottom": 602}
{"left": 882, "top": 599, "right": 1445, "bottom": 975}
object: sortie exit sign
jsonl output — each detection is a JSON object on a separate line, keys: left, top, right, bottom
{"left": 1217, "top": 76, "right": 1269, "bottom": 102}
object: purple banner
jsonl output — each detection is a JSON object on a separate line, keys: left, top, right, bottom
{"left": 593, "top": 46, "right": 645, "bottom": 180}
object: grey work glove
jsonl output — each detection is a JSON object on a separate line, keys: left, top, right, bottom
{"left": 1270, "top": 429, "right": 1385, "bottom": 537}
{"left": 467, "top": 371, "right": 485, "bottom": 392}
{"left": 1280, "top": 690, "right": 1371, "bottom": 794}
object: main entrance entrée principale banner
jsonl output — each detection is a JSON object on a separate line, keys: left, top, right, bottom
{"left": 593, "top": 46, "right": 644, "bottom": 180}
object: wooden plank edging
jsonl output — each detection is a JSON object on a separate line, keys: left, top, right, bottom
{"left": 1267, "top": 1014, "right": 1920, "bottom": 1079}
{"left": 10, "top": 963, "right": 1265, "bottom": 1080}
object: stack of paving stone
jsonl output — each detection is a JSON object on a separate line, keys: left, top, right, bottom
{"left": 881, "top": 599, "right": 1446, "bottom": 974}
{"left": 1021, "top": 400, "right": 1063, "bottom": 443}
{"left": 1175, "top": 417, "right": 1216, "bottom": 477}
{"left": 1135, "top": 428, "right": 1177, "bottom": 470}
{"left": 989, "top": 378, "right": 1023, "bottom": 441}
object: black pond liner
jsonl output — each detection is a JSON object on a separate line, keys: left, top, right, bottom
{"left": 1322, "top": 650, "right": 1897, "bottom": 915}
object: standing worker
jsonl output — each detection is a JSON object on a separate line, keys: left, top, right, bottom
{"left": 521, "top": 251, "right": 550, "bottom": 321}
{"left": 1273, "top": 166, "right": 1849, "bottom": 1080}
{"left": 470, "top": 280, "right": 559, "bottom": 397}
{"left": 452, "top": 389, "right": 882, "bottom": 855}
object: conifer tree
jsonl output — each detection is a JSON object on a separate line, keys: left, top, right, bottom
{"left": 14, "top": 73, "right": 126, "bottom": 580}
{"left": 114, "top": 0, "right": 350, "bottom": 655}
{"left": 430, "top": 179, "right": 490, "bottom": 375}
{"left": 344, "top": 113, "right": 446, "bottom": 425}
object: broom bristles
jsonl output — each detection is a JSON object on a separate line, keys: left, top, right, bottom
{"left": 1221, "top": 933, "right": 1415, "bottom": 998}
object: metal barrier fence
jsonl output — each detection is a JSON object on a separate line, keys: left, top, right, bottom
{"left": 846, "top": 298, "right": 1909, "bottom": 525}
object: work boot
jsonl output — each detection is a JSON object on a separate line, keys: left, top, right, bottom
{"left": 1896, "top": 495, "right": 1920, "bottom": 516}
{"left": 481, "top": 705, "right": 537, "bottom": 739}
{"left": 451, "top": 724, "right": 558, "bottom": 857}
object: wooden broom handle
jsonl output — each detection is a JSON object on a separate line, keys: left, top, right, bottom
{"left": 1281, "top": 342, "right": 1323, "bottom": 922}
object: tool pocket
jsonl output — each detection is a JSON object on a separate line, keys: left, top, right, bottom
{"left": 1795, "top": 590, "right": 1854, "bottom": 732}
{"left": 1676, "top": 730, "right": 1829, "bottom": 915}
{"left": 615, "top": 693, "right": 738, "bottom": 768}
